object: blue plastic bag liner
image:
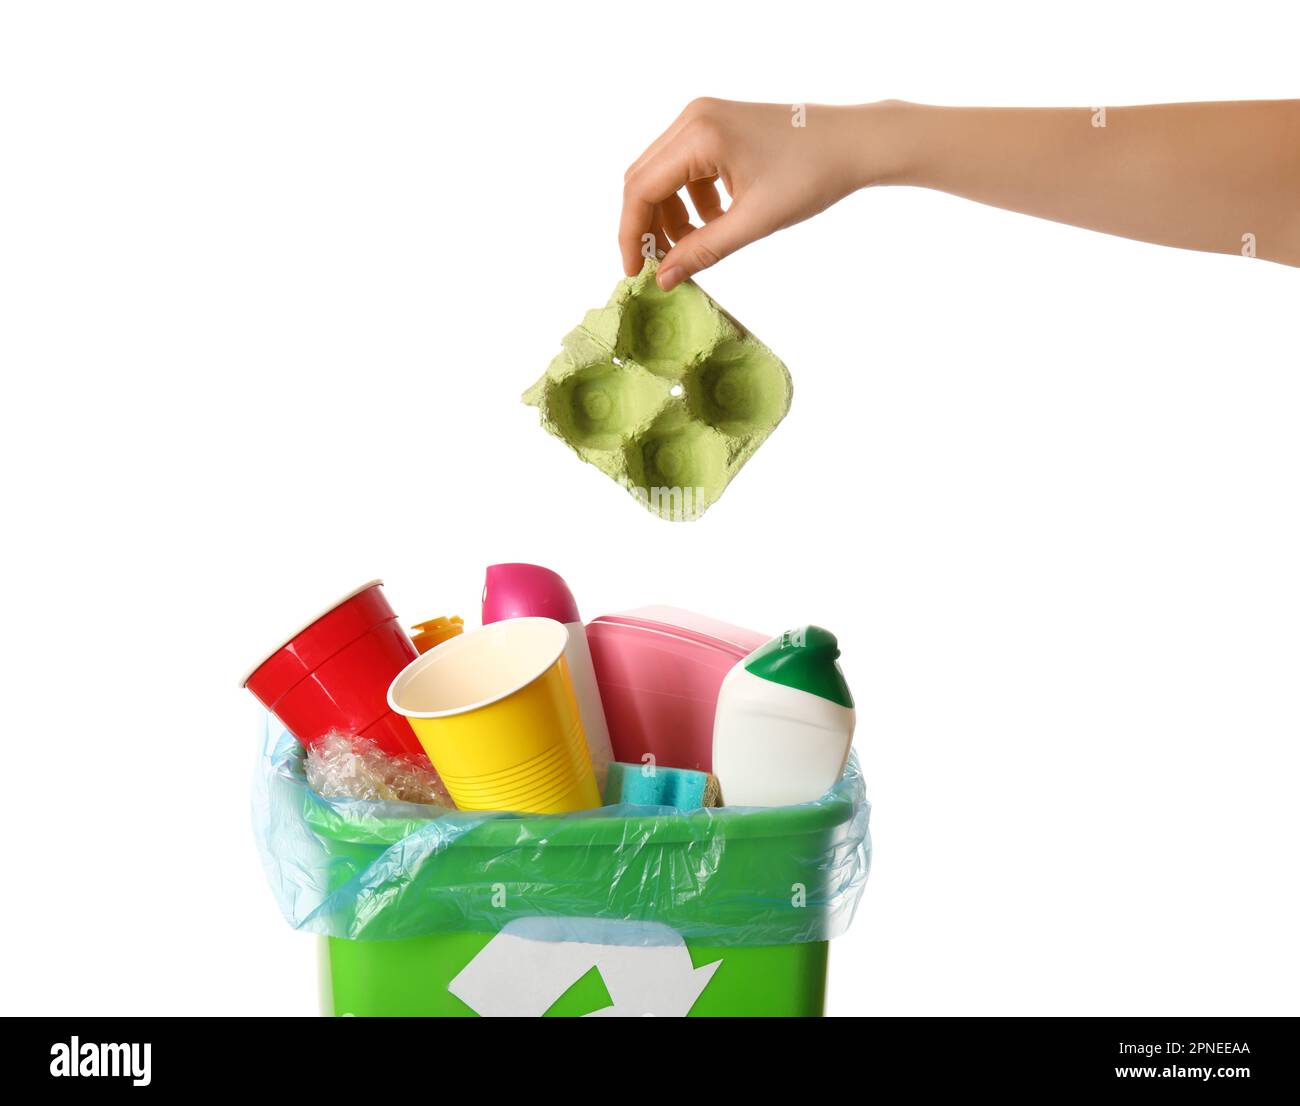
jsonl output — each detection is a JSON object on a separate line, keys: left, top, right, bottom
{"left": 254, "top": 720, "right": 870, "bottom": 946}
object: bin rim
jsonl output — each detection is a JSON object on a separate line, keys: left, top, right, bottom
{"left": 257, "top": 727, "right": 872, "bottom": 946}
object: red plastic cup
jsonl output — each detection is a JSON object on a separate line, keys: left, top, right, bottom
{"left": 242, "top": 580, "right": 424, "bottom": 758}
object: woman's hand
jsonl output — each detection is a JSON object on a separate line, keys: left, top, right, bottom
{"left": 620, "top": 99, "right": 903, "bottom": 290}
{"left": 621, "top": 97, "right": 1300, "bottom": 278}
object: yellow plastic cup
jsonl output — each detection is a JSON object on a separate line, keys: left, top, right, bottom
{"left": 387, "top": 617, "right": 600, "bottom": 813}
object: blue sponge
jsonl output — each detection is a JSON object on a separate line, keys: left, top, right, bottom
{"left": 603, "top": 761, "right": 719, "bottom": 809}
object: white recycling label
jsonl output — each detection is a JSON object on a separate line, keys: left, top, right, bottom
{"left": 448, "top": 918, "right": 722, "bottom": 1017}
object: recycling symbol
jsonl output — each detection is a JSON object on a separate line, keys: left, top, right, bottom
{"left": 448, "top": 918, "right": 721, "bottom": 1017}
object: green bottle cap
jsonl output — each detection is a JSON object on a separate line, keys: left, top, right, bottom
{"left": 743, "top": 625, "right": 854, "bottom": 708}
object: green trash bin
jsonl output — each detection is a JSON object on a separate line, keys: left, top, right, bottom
{"left": 257, "top": 731, "right": 870, "bottom": 1017}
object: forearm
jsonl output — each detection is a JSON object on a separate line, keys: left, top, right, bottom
{"left": 868, "top": 100, "right": 1300, "bottom": 266}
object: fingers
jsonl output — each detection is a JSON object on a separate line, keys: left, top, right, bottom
{"left": 637, "top": 204, "right": 686, "bottom": 269}
{"left": 659, "top": 180, "right": 725, "bottom": 257}
{"left": 687, "top": 177, "right": 726, "bottom": 222}
{"left": 620, "top": 152, "right": 695, "bottom": 275}
{"left": 656, "top": 201, "right": 769, "bottom": 291}
{"left": 620, "top": 183, "right": 661, "bottom": 276}
{"left": 659, "top": 193, "right": 696, "bottom": 247}
{"left": 620, "top": 117, "right": 722, "bottom": 275}
{"left": 645, "top": 205, "right": 667, "bottom": 266}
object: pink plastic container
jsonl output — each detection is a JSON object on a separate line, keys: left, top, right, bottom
{"left": 585, "top": 606, "right": 767, "bottom": 772}
{"left": 481, "top": 563, "right": 581, "bottom": 625}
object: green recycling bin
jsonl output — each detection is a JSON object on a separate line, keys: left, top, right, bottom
{"left": 257, "top": 731, "right": 870, "bottom": 1017}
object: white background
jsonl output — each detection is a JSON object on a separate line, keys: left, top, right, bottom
{"left": 2, "top": 0, "right": 1297, "bottom": 1016}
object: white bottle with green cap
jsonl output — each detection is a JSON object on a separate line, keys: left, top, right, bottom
{"left": 711, "top": 625, "right": 856, "bottom": 807}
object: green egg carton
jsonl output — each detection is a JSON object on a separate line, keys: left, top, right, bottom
{"left": 524, "top": 258, "right": 792, "bottom": 520}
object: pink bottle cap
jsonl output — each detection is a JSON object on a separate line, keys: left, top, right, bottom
{"left": 482, "top": 563, "right": 581, "bottom": 625}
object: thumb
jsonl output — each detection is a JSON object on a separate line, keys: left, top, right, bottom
{"left": 656, "top": 204, "right": 766, "bottom": 291}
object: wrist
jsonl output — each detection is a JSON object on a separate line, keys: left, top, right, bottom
{"left": 851, "top": 100, "right": 936, "bottom": 188}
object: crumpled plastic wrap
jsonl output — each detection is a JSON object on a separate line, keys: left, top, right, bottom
{"left": 306, "top": 731, "right": 452, "bottom": 807}
{"left": 253, "top": 717, "right": 870, "bottom": 947}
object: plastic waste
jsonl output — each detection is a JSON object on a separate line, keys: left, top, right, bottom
{"left": 410, "top": 615, "right": 464, "bottom": 654}
{"left": 242, "top": 579, "right": 424, "bottom": 758}
{"left": 305, "top": 731, "right": 453, "bottom": 807}
{"left": 712, "top": 626, "right": 856, "bottom": 807}
{"left": 603, "top": 760, "right": 720, "bottom": 809}
{"left": 586, "top": 606, "right": 766, "bottom": 772}
{"left": 389, "top": 617, "right": 601, "bottom": 813}
{"left": 482, "top": 563, "right": 613, "bottom": 787}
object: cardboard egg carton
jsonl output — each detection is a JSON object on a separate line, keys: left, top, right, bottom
{"left": 524, "top": 259, "right": 792, "bottom": 520}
